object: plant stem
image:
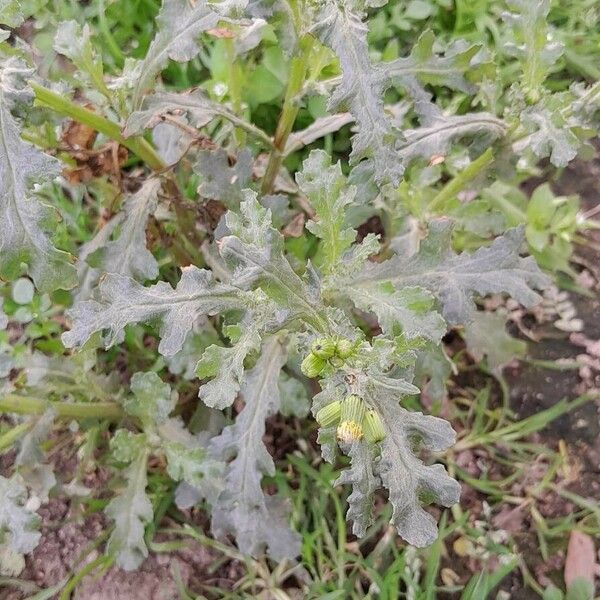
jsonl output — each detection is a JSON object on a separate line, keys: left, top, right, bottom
{"left": 0, "top": 394, "right": 124, "bottom": 421}
{"left": 30, "top": 82, "right": 165, "bottom": 171}
{"left": 0, "top": 421, "right": 33, "bottom": 452}
{"left": 58, "top": 555, "right": 113, "bottom": 600}
{"left": 260, "top": 36, "right": 311, "bottom": 195}
{"left": 427, "top": 148, "right": 495, "bottom": 213}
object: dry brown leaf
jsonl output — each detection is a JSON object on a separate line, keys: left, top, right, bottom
{"left": 564, "top": 530, "right": 596, "bottom": 588}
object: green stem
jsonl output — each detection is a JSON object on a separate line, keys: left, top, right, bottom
{"left": 427, "top": 148, "right": 495, "bottom": 213}
{"left": 260, "top": 36, "right": 311, "bottom": 195}
{"left": 482, "top": 186, "right": 527, "bottom": 225}
{"left": 30, "top": 82, "right": 165, "bottom": 171}
{"left": 58, "top": 555, "right": 113, "bottom": 600}
{"left": 0, "top": 421, "right": 33, "bottom": 452}
{"left": 0, "top": 394, "right": 124, "bottom": 421}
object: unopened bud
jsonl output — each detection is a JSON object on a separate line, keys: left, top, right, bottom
{"left": 335, "top": 339, "right": 355, "bottom": 359}
{"left": 340, "top": 394, "right": 366, "bottom": 425}
{"left": 311, "top": 338, "right": 336, "bottom": 359}
{"left": 315, "top": 400, "right": 342, "bottom": 428}
{"left": 301, "top": 353, "right": 326, "bottom": 378}
{"left": 363, "top": 409, "right": 385, "bottom": 444}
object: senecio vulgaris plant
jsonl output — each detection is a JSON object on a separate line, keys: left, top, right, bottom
{"left": 0, "top": 0, "right": 598, "bottom": 569}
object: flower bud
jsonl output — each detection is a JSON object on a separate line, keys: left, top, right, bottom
{"left": 340, "top": 394, "right": 366, "bottom": 426}
{"left": 335, "top": 339, "right": 355, "bottom": 359}
{"left": 311, "top": 338, "right": 336, "bottom": 359}
{"left": 315, "top": 400, "right": 342, "bottom": 428}
{"left": 301, "top": 353, "right": 326, "bottom": 378}
{"left": 363, "top": 409, "right": 385, "bottom": 444}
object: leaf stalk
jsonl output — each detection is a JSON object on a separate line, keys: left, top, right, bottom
{"left": 0, "top": 394, "right": 124, "bottom": 421}
{"left": 30, "top": 82, "right": 165, "bottom": 171}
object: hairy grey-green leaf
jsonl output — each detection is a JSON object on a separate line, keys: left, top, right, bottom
{"left": 398, "top": 108, "right": 506, "bottom": 169}
{"left": 131, "top": 0, "right": 222, "bottom": 107}
{"left": 0, "top": 475, "right": 41, "bottom": 553}
{"left": 311, "top": 0, "right": 402, "bottom": 186}
{"left": 158, "top": 417, "right": 225, "bottom": 506}
{"left": 54, "top": 20, "right": 107, "bottom": 95}
{"left": 89, "top": 178, "right": 161, "bottom": 281}
{"left": 519, "top": 105, "right": 579, "bottom": 167}
{"left": 296, "top": 150, "right": 357, "bottom": 273}
{"left": 354, "top": 221, "right": 549, "bottom": 324}
{"left": 195, "top": 292, "right": 284, "bottom": 409}
{"left": 335, "top": 441, "right": 380, "bottom": 537}
{"left": 284, "top": 113, "right": 354, "bottom": 157}
{"left": 105, "top": 447, "right": 152, "bottom": 570}
{"left": 502, "top": 0, "right": 563, "bottom": 99}
{"left": 278, "top": 372, "right": 310, "bottom": 418}
{"left": 165, "top": 325, "right": 220, "bottom": 380}
{"left": 62, "top": 266, "right": 244, "bottom": 355}
{"left": 323, "top": 234, "right": 380, "bottom": 287}
{"left": 346, "top": 284, "right": 446, "bottom": 342}
{"left": 196, "top": 323, "right": 262, "bottom": 409}
{"left": 464, "top": 311, "right": 527, "bottom": 374}
{"left": 152, "top": 121, "right": 193, "bottom": 164}
{"left": 14, "top": 410, "right": 56, "bottom": 501}
{"left": 219, "top": 190, "right": 327, "bottom": 332}
{"left": 75, "top": 214, "right": 123, "bottom": 301}
{"left": 0, "top": 60, "right": 77, "bottom": 292}
{"left": 123, "top": 371, "right": 176, "bottom": 426}
{"left": 414, "top": 342, "right": 452, "bottom": 406}
{"left": 384, "top": 30, "right": 492, "bottom": 97}
{"left": 125, "top": 89, "right": 265, "bottom": 143}
{"left": 0, "top": 0, "right": 23, "bottom": 26}
{"left": 209, "top": 336, "right": 300, "bottom": 560}
{"left": 195, "top": 148, "right": 252, "bottom": 209}
{"left": 366, "top": 385, "right": 460, "bottom": 547}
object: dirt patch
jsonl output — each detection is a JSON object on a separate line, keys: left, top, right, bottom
{"left": 2, "top": 498, "right": 219, "bottom": 600}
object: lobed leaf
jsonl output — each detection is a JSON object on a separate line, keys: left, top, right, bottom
{"left": 519, "top": 105, "right": 579, "bottom": 167}
{"left": 0, "top": 59, "right": 77, "bottom": 292}
{"left": 0, "top": 475, "right": 41, "bottom": 554}
{"left": 383, "top": 30, "right": 492, "bottom": 97}
{"left": 353, "top": 221, "right": 550, "bottom": 325}
{"left": 208, "top": 336, "right": 301, "bottom": 560}
{"left": 195, "top": 148, "right": 252, "bottom": 209}
{"left": 311, "top": 0, "right": 402, "bottom": 186}
{"left": 196, "top": 322, "right": 262, "bottom": 409}
{"left": 347, "top": 284, "right": 446, "bottom": 342}
{"left": 397, "top": 108, "right": 506, "bottom": 170}
{"left": 62, "top": 266, "right": 244, "bottom": 355}
{"left": 123, "top": 371, "right": 176, "bottom": 426}
{"left": 295, "top": 150, "right": 357, "bottom": 273}
{"left": 105, "top": 447, "right": 153, "bottom": 570}
{"left": 366, "top": 386, "right": 460, "bottom": 547}
{"left": 219, "top": 190, "right": 328, "bottom": 332}
{"left": 335, "top": 441, "right": 380, "bottom": 537}
{"left": 463, "top": 311, "right": 527, "bottom": 374}
{"left": 88, "top": 178, "right": 161, "bottom": 281}
{"left": 131, "top": 0, "right": 222, "bottom": 107}
{"left": 502, "top": 0, "right": 563, "bottom": 102}
{"left": 54, "top": 20, "right": 107, "bottom": 95}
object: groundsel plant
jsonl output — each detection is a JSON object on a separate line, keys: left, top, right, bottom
{"left": 0, "top": 0, "right": 598, "bottom": 569}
